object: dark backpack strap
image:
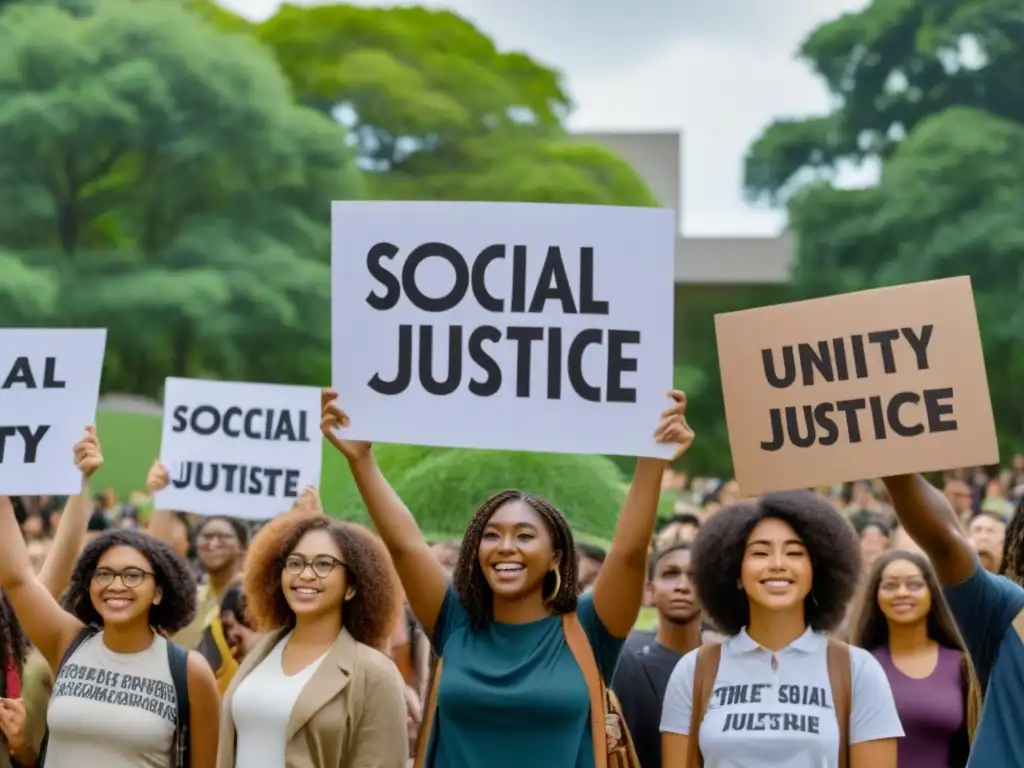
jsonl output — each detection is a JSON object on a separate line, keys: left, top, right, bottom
{"left": 166, "top": 641, "right": 191, "bottom": 768}
{"left": 37, "top": 625, "right": 100, "bottom": 766}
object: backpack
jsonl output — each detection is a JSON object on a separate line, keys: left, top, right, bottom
{"left": 685, "top": 638, "right": 852, "bottom": 768}
{"left": 37, "top": 627, "right": 192, "bottom": 768}
{"left": 413, "top": 612, "right": 640, "bottom": 768}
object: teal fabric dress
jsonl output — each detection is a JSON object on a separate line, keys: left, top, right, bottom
{"left": 425, "top": 585, "right": 624, "bottom": 767}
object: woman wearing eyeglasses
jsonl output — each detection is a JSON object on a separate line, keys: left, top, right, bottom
{"left": 0, "top": 498, "right": 221, "bottom": 768}
{"left": 216, "top": 490, "right": 407, "bottom": 768}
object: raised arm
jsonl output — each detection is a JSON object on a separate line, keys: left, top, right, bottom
{"left": 38, "top": 426, "right": 103, "bottom": 598}
{"left": 592, "top": 391, "right": 694, "bottom": 638}
{"left": 144, "top": 459, "right": 178, "bottom": 543}
{"left": 881, "top": 474, "right": 976, "bottom": 586}
{"left": 0, "top": 495, "right": 84, "bottom": 670}
{"left": 321, "top": 389, "right": 449, "bottom": 636}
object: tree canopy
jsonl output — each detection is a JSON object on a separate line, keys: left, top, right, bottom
{"left": 2, "top": 0, "right": 677, "bottom": 529}
{"left": 743, "top": 0, "right": 1024, "bottom": 456}
{"left": 256, "top": 3, "right": 656, "bottom": 205}
{"left": 0, "top": 0, "right": 362, "bottom": 395}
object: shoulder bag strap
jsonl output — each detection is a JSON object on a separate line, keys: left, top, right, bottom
{"left": 413, "top": 657, "right": 443, "bottom": 768}
{"left": 37, "top": 625, "right": 100, "bottom": 766}
{"left": 686, "top": 643, "right": 722, "bottom": 768}
{"left": 562, "top": 612, "right": 608, "bottom": 768}
{"left": 827, "top": 638, "right": 852, "bottom": 768}
{"left": 166, "top": 641, "right": 191, "bottom": 768}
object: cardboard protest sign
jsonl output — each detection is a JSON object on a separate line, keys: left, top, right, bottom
{"left": 0, "top": 329, "right": 107, "bottom": 495}
{"left": 331, "top": 201, "right": 676, "bottom": 458}
{"left": 155, "top": 378, "right": 322, "bottom": 520}
{"left": 715, "top": 276, "right": 998, "bottom": 496}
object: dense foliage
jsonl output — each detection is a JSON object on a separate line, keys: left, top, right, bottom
{"left": 743, "top": 0, "right": 1024, "bottom": 459}
{"left": 5, "top": 0, "right": 670, "bottom": 528}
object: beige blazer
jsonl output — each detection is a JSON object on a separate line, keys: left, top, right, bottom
{"left": 217, "top": 627, "right": 408, "bottom": 768}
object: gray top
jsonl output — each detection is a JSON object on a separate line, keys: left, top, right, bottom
{"left": 661, "top": 627, "right": 904, "bottom": 767}
{"left": 45, "top": 631, "right": 175, "bottom": 768}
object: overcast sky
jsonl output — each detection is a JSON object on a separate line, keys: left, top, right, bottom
{"left": 222, "top": 0, "right": 874, "bottom": 235}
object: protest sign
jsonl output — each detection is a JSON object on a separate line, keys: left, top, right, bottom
{"left": 155, "top": 378, "right": 322, "bottom": 520}
{"left": 0, "top": 329, "right": 107, "bottom": 495}
{"left": 331, "top": 201, "right": 676, "bottom": 457}
{"left": 715, "top": 276, "right": 998, "bottom": 496}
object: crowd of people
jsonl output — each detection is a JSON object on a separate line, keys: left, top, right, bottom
{"left": 1, "top": 392, "right": 1023, "bottom": 767}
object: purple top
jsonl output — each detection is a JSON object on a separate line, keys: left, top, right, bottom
{"left": 872, "top": 644, "right": 966, "bottom": 768}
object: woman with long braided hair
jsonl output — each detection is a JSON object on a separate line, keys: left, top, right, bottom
{"left": 321, "top": 388, "right": 694, "bottom": 768}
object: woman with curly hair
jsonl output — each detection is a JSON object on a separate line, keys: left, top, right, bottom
{"left": 660, "top": 492, "right": 904, "bottom": 768}
{"left": 216, "top": 491, "right": 407, "bottom": 768}
{"left": 847, "top": 549, "right": 980, "bottom": 768}
{"left": 0, "top": 485, "right": 220, "bottom": 767}
{"left": 1, "top": 428, "right": 137, "bottom": 768}
{"left": 320, "top": 388, "right": 694, "bottom": 768}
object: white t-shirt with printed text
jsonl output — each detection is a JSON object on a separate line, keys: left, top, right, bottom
{"left": 661, "top": 628, "right": 903, "bottom": 767}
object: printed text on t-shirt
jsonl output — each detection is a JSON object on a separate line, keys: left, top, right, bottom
{"left": 52, "top": 663, "right": 178, "bottom": 725}
{"left": 712, "top": 684, "right": 832, "bottom": 734}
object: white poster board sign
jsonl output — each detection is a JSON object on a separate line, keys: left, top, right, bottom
{"left": 331, "top": 201, "right": 676, "bottom": 458}
{"left": 155, "top": 378, "right": 322, "bottom": 520}
{"left": 0, "top": 329, "right": 107, "bottom": 495}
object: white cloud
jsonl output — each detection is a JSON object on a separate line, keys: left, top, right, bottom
{"left": 219, "top": 0, "right": 875, "bottom": 235}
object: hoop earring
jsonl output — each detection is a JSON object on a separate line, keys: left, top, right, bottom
{"left": 544, "top": 568, "right": 561, "bottom": 604}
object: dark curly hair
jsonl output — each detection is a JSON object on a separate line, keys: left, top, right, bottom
{"left": 848, "top": 549, "right": 981, "bottom": 741}
{"left": 243, "top": 510, "right": 399, "bottom": 652}
{"left": 691, "top": 491, "right": 860, "bottom": 635}
{"left": 999, "top": 496, "right": 1024, "bottom": 586}
{"left": 63, "top": 529, "right": 197, "bottom": 633}
{"left": 453, "top": 490, "right": 578, "bottom": 629}
{"left": 0, "top": 590, "right": 28, "bottom": 698}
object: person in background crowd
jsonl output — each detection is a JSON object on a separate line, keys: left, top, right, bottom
{"left": 0, "top": 501, "right": 220, "bottom": 767}
{"left": 428, "top": 541, "right": 460, "bottom": 578}
{"left": 848, "top": 549, "right": 980, "bottom": 768}
{"left": 613, "top": 542, "right": 704, "bottom": 768}
{"left": 943, "top": 479, "right": 976, "bottom": 528}
{"left": 654, "top": 513, "right": 701, "bottom": 551}
{"left": 661, "top": 492, "right": 903, "bottom": 768}
{"left": 322, "top": 387, "right": 693, "bottom": 767}
{"left": 853, "top": 515, "right": 892, "bottom": 574}
{"left": 883, "top": 476, "right": 1024, "bottom": 766}
{"left": 147, "top": 460, "right": 251, "bottom": 690}
{"left": 891, "top": 524, "right": 924, "bottom": 555}
{"left": 1, "top": 428, "right": 101, "bottom": 768}
{"left": 577, "top": 543, "right": 606, "bottom": 594}
{"left": 218, "top": 491, "right": 407, "bottom": 768}
{"left": 966, "top": 511, "right": 1005, "bottom": 573}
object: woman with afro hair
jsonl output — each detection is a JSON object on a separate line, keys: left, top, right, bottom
{"left": 0, "top": 454, "right": 221, "bottom": 768}
{"left": 660, "top": 491, "right": 904, "bottom": 768}
{"left": 321, "top": 387, "right": 694, "bottom": 768}
{"left": 216, "top": 488, "right": 407, "bottom": 768}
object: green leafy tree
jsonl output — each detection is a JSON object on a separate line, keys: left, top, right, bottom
{"left": 0, "top": 0, "right": 362, "bottom": 395}
{"left": 744, "top": 0, "right": 1024, "bottom": 202}
{"left": 257, "top": 4, "right": 656, "bottom": 206}
{"left": 743, "top": 0, "right": 1024, "bottom": 454}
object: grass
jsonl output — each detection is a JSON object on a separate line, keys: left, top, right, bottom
{"left": 90, "top": 412, "right": 628, "bottom": 542}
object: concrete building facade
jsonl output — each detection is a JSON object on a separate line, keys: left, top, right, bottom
{"left": 578, "top": 130, "right": 793, "bottom": 285}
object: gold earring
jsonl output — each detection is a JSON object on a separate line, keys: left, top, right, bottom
{"left": 544, "top": 568, "right": 561, "bottom": 603}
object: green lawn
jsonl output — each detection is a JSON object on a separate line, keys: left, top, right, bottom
{"left": 90, "top": 410, "right": 618, "bottom": 548}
